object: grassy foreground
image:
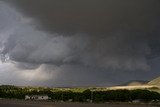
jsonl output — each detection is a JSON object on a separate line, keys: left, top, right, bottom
{"left": 0, "top": 99, "right": 159, "bottom": 107}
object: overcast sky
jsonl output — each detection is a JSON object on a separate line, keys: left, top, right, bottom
{"left": 0, "top": 0, "right": 160, "bottom": 87}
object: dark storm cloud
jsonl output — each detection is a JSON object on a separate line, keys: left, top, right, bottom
{"left": 4, "top": 0, "right": 160, "bottom": 34}
{"left": 5, "top": 0, "right": 160, "bottom": 57}
{"left": 0, "top": 0, "right": 160, "bottom": 86}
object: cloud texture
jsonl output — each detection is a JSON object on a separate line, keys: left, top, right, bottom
{"left": 0, "top": 0, "right": 160, "bottom": 87}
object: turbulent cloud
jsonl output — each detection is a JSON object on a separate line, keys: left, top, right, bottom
{"left": 0, "top": 0, "right": 160, "bottom": 86}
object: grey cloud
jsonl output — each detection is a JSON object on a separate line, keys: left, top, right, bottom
{"left": 4, "top": 0, "right": 160, "bottom": 58}
{"left": 4, "top": 0, "right": 160, "bottom": 34}
{"left": 0, "top": 1, "right": 160, "bottom": 86}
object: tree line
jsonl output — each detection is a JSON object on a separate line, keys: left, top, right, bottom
{"left": 0, "top": 85, "right": 160, "bottom": 102}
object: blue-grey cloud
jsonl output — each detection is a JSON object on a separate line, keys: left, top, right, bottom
{"left": 0, "top": 0, "right": 160, "bottom": 87}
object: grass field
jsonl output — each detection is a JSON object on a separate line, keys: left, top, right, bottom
{"left": 0, "top": 99, "right": 158, "bottom": 107}
{"left": 48, "top": 85, "right": 160, "bottom": 93}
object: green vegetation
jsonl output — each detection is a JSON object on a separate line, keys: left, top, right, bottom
{"left": 0, "top": 85, "right": 160, "bottom": 102}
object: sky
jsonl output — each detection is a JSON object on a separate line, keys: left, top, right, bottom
{"left": 0, "top": 0, "right": 160, "bottom": 87}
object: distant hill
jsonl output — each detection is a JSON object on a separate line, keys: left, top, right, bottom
{"left": 148, "top": 76, "right": 160, "bottom": 86}
{"left": 120, "top": 80, "right": 148, "bottom": 86}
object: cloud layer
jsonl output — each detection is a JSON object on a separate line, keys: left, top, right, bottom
{"left": 0, "top": 1, "right": 160, "bottom": 87}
